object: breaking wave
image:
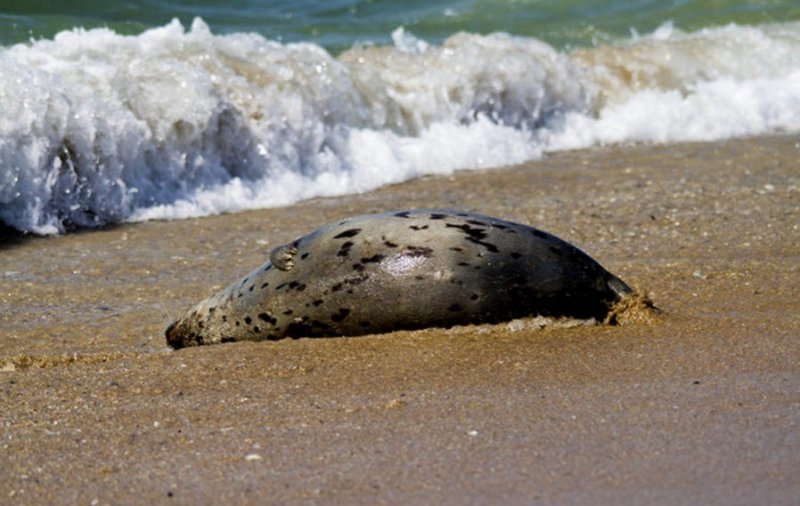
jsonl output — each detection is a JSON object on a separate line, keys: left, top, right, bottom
{"left": 1, "top": 19, "right": 799, "bottom": 233}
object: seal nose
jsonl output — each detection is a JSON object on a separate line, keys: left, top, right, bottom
{"left": 165, "top": 320, "right": 185, "bottom": 349}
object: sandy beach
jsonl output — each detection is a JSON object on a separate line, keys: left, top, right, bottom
{"left": 1, "top": 134, "right": 798, "bottom": 504}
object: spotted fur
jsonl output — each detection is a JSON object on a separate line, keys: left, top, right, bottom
{"left": 165, "top": 209, "right": 632, "bottom": 348}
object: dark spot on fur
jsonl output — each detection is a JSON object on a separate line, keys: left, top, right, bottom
{"left": 313, "top": 299, "right": 324, "bottom": 306}
{"left": 444, "top": 221, "right": 500, "bottom": 252}
{"left": 258, "top": 313, "right": 278, "bottom": 325}
{"left": 466, "top": 219, "right": 489, "bottom": 227}
{"left": 222, "top": 315, "right": 228, "bottom": 323}
{"left": 409, "top": 224, "right": 429, "bottom": 231}
{"left": 244, "top": 316, "right": 252, "bottom": 325}
{"left": 531, "top": 229, "right": 548, "bottom": 239}
{"left": 337, "top": 241, "right": 354, "bottom": 257}
{"left": 261, "top": 282, "right": 269, "bottom": 289}
{"left": 286, "top": 322, "right": 313, "bottom": 337}
{"left": 288, "top": 281, "right": 300, "bottom": 289}
{"left": 384, "top": 240, "right": 398, "bottom": 248}
{"left": 449, "top": 246, "right": 464, "bottom": 252}
{"left": 467, "top": 237, "right": 499, "bottom": 253}
{"left": 331, "top": 308, "right": 350, "bottom": 322}
{"left": 300, "top": 252, "right": 310, "bottom": 260}
{"left": 283, "top": 309, "right": 294, "bottom": 315}
{"left": 275, "top": 282, "right": 287, "bottom": 290}
{"left": 209, "top": 307, "right": 216, "bottom": 313}
{"left": 221, "top": 337, "right": 236, "bottom": 343}
{"left": 510, "top": 252, "right": 522, "bottom": 259}
{"left": 415, "top": 275, "right": 425, "bottom": 280}
{"left": 470, "top": 293, "right": 480, "bottom": 300}
{"left": 334, "top": 228, "right": 362, "bottom": 239}
{"left": 457, "top": 261, "right": 470, "bottom": 266}
{"left": 253, "top": 326, "right": 260, "bottom": 333}
{"left": 264, "top": 265, "right": 272, "bottom": 272}
{"left": 394, "top": 211, "right": 411, "bottom": 218}
{"left": 447, "top": 303, "right": 463, "bottom": 312}
{"left": 456, "top": 213, "right": 469, "bottom": 217}
{"left": 430, "top": 213, "right": 447, "bottom": 220}
{"left": 237, "top": 293, "right": 243, "bottom": 298}
{"left": 347, "top": 274, "right": 368, "bottom": 287}
{"left": 361, "top": 254, "right": 385, "bottom": 264}
{"left": 405, "top": 245, "right": 434, "bottom": 257}
{"left": 320, "top": 276, "right": 365, "bottom": 299}
{"left": 493, "top": 223, "right": 508, "bottom": 230}
{"left": 352, "top": 263, "right": 366, "bottom": 272}
{"left": 446, "top": 222, "right": 487, "bottom": 240}
{"left": 248, "top": 285, "right": 254, "bottom": 292}
{"left": 235, "top": 321, "right": 240, "bottom": 327}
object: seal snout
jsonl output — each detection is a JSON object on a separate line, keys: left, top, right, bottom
{"left": 165, "top": 319, "right": 186, "bottom": 349}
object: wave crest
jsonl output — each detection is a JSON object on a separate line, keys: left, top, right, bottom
{"left": 1, "top": 19, "right": 799, "bottom": 233}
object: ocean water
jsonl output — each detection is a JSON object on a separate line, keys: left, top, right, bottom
{"left": 1, "top": 1, "right": 799, "bottom": 234}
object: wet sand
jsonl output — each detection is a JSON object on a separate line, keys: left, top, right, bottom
{"left": 1, "top": 134, "right": 799, "bottom": 504}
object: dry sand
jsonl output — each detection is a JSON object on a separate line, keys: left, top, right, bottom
{"left": 1, "top": 134, "right": 798, "bottom": 505}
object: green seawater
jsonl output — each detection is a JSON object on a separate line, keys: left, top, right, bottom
{"left": 2, "top": 0, "right": 799, "bottom": 51}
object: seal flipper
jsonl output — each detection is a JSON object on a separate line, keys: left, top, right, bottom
{"left": 607, "top": 275, "right": 634, "bottom": 300}
{"left": 270, "top": 241, "right": 299, "bottom": 271}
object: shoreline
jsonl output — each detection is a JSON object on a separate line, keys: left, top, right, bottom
{"left": 2, "top": 134, "right": 798, "bottom": 504}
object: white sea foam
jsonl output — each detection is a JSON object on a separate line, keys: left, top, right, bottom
{"left": 545, "top": 71, "right": 800, "bottom": 148}
{"left": 1, "top": 19, "right": 799, "bottom": 233}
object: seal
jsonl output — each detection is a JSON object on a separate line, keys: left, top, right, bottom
{"left": 165, "top": 209, "right": 633, "bottom": 348}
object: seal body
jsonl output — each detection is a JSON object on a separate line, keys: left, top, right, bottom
{"left": 166, "top": 209, "right": 632, "bottom": 348}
